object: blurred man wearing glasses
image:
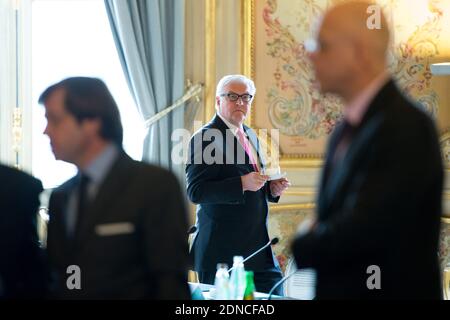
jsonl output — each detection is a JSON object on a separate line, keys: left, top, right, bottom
{"left": 186, "top": 75, "right": 290, "bottom": 294}
{"left": 291, "top": 1, "right": 443, "bottom": 299}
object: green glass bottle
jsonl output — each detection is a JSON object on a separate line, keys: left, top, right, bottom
{"left": 243, "top": 271, "right": 255, "bottom": 300}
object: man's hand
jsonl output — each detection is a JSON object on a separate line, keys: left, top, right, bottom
{"left": 269, "top": 178, "right": 290, "bottom": 197}
{"left": 241, "top": 172, "right": 269, "bottom": 192}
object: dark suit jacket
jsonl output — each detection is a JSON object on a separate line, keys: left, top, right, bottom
{"left": 186, "top": 115, "right": 280, "bottom": 272}
{"left": 292, "top": 80, "right": 443, "bottom": 299}
{"left": 47, "top": 151, "right": 190, "bottom": 299}
{"left": 0, "top": 165, "right": 47, "bottom": 299}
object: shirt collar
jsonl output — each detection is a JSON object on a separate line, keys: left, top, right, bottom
{"left": 344, "top": 71, "right": 390, "bottom": 126}
{"left": 217, "top": 112, "right": 243, "bottom": 136}
{"left": 81, "top": 143, "right": 119, "bottom": 185}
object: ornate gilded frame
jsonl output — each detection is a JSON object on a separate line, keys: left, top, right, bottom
{"left": 241, "top": 0, "right": 323, "bottom": 168}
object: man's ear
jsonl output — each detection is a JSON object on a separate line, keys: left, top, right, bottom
{"left": 82, "top": 118, "right": 102, "bottom": 136}
{"left": 215, "top": 96, "right": 221, "bottom": 110}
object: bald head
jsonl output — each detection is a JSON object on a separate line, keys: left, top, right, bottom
{"left": 322, "top": 1, "right": 390, "bottom": 63}
{"left": 308, "top": 1, "right": 391, "bottom": 100}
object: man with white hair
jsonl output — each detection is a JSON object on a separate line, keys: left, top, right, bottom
{"left": 186, "top": 74, "right": 290, "bottom": 294}
{"left": 292, "top": 1, "right": 443, "bottom": 299}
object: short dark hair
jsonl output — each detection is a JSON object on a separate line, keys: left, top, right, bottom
{"left": 38, "top": 77, "right": 123, "bottom": 146}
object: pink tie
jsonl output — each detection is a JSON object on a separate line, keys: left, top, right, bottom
{"left": 237, "top": 128, "right": 259, "bottom": 172}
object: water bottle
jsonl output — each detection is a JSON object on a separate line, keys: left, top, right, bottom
{"left": 214, "top": 263, "right": 230, "bottom": 300}
{"left": 229, "top": 256, "right": 246, "bottom": 300}
{"left": 243, "top": 271, "right": 255, "bottom": 300}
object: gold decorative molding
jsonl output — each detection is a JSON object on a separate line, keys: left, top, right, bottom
{"left": 283, "top": 188, "right": 316, "bottom": 197}
{"left": 270, "top": 203, "right": 315, "bottom": 212}
{"left": 444, "top": 264, "right": 450, "bottom": 300}
{"left": 241, "top": 0, "right": 254, "bottom": 128}
{"left": 240, "top": 0, "right": 253, "bottom": 79}
{"left": 440, "top": 131, "right": 450, "bottom": 168}
{"left": 280, "top": 158, "right": 323, "bottom": 168}
{"left": 269, "top": 205, "right": 450, "bottom": 221}
{"left": 12, "top": 108, "right": 22, "bottom": 169}
{"left": 145, "top": 82, "right": 203, "bottom": 128}
{"left": 241, "top": 0, "right": 324, "bottom": 162}
{"left": 204, "top": 0, "right": 216, "bottom": 123}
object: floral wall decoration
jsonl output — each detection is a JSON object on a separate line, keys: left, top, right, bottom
{"left": 252, "top": 0, "right": 446, "bottom": 157}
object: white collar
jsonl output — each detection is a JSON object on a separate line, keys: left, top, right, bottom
{"left": 217, "top": 112, "right": 243, "bottom": 136}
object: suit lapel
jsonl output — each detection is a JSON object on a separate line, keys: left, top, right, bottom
{"left": 211, "top": 115, "right": 256, "bottom": 171}
{"left": 49, "top": 177, "right": 77, "bottom": 256}
{"left": 210, "top": 115, "right": 266, "bottom": 172}
{"left": 209, "top": 115, "right": 234, "bottom": 164}
{"left": 320, "top": 79, "right": 397, "bottom": 217}
{"left": 322, "top": 116, "right": 382, "bottom": 215}
{"left": 59, "top": 179, "right": 77, "bottom": 236}
{"left": 74, "top": 152, "right": 133, "bottom": 247}
{"left": 244, "top": 126, "right": 266, "bottom": 170}
{"left": 317, "top": 121, "right": 346, "bottom": 215}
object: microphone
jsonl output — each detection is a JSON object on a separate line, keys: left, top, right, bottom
{"left": 228, "top": 237, "right": 279, "bottom": 273}
{"left": 187, "top": 225, "right": 197, "bottom": 235}
{"left": 267, "top": 270, "right": 297, "bottom": 300}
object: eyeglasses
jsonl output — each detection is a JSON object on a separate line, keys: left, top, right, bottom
{"left": 304, "top": 37, "right": 352, "bottom": 54}
{"left": 304, "top": 38, "right": 319, "bottom": 53}
{"left": 220, "top": 92, "right": 253, "bottom": 102}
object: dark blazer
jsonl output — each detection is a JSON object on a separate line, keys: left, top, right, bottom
{"left": 292, "top": 80, "right": 443, "bottom": 299}
{"left": 0, "top": 165, "right": 47, "bottom": 299}
{"left": 186, "top": 115, "right": 280, "bottom": 272}
{"left": 47, "top": 151, "right": 190, "bottom": 299}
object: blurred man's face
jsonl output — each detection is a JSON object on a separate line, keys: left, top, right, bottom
{"left": 307, "top": 18, "right": 355, "bottom": 96}
{"left": 216, "top": 82, "right": 253, "bottom": 127}
{"left": 43, "top": 88, "right": 90, "bottom": 165}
